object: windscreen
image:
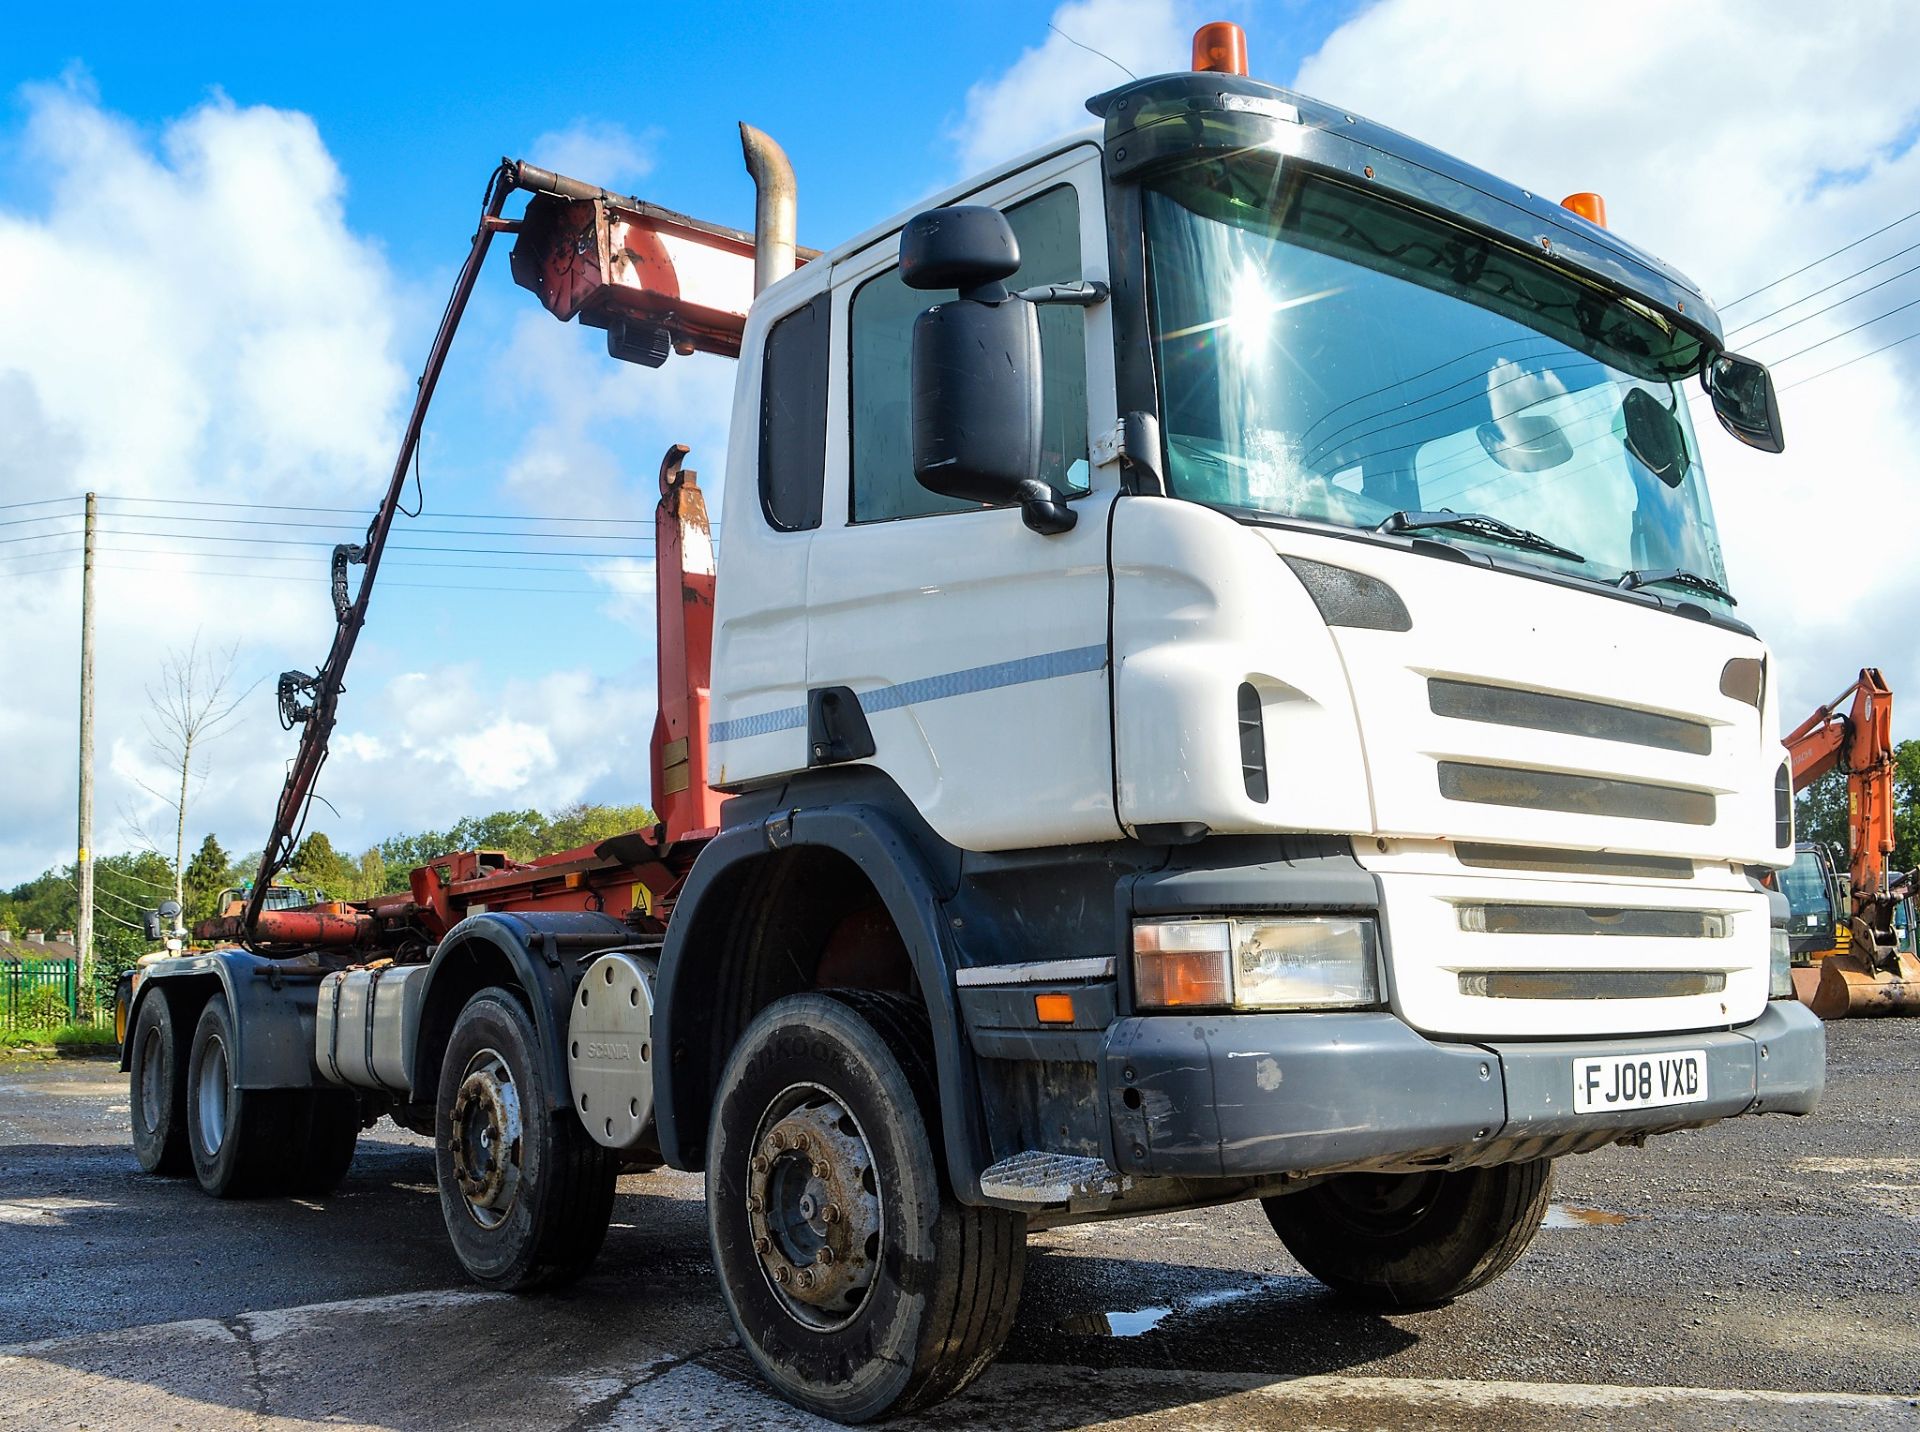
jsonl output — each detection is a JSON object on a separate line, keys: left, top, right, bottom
{"left": 1144, "top": 154, "right": 1731, "bottom": 600}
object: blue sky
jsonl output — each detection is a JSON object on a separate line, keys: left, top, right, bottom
{"left": 4, "top": 1, "right": 1918, "bottom": 883}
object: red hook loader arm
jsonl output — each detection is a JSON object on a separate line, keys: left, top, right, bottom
{"left": 1782, "top": 668, "right": 1920, "bottom": 1016}
{"left": 207, "top": 129, "right": 805, "bottom": 947}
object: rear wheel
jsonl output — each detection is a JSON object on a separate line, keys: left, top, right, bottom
{"left": 707, "top": 990, "right": 1026, "bottom": 1423}
{"left": 433, "top": 988, "right": 618, "bottom": 1289}
{"left": 1262, "top": 1159, "right": 1554, "bottom": 1308}
{"left": 128, "top": 987, "right": 190, "bottom": 1177}
{"left": 296, "top": 1090, "right": 363, "bottom": 1194}
{"left": 185, "top": 997, "right": 303, "bottom": 1197}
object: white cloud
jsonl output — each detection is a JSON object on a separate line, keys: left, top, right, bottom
{"left": 1293, "top": 0, "right": 1920, "bottom": 731}
{"left": 490, "top": 309, "right": 734, "bottom": 629}
{"left": 0, "top": 78, "right": 408, "bottom": 880}
{"left": 317, "top": 666, "right": 644, "bottom": 825}
{"left": 947, "top": 0, "right": 1196, "bottom": 176}
{"left": 528, "top": 120, "right": 659, "bottom": 192}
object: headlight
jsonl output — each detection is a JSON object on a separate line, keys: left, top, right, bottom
{"left": 1133, "top": 916, "right": 1380, "bottom": 1011}
{"left": 1769, "top": 924, "right": 1793, "bottom": 999}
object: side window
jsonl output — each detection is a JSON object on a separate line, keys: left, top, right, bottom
{"left": 760, "top": 293, "right": 829, "bottom": 531}
{"left": 849, "top": 184, "right": 1089, "bottom": 523}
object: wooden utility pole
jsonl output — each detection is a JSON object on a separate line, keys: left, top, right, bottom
{"left": 75, "top": 491, "right": 96, "bottom": 1010}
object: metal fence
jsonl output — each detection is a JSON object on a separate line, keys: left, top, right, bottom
{"left": 1, "top": 959, "right": 114, "bottom": 1032}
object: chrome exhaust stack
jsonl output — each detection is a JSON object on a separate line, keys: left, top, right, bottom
{"left": 739, "top": 122, "right": 797, "bottom": 295}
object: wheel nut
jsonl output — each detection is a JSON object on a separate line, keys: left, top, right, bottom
{"left": 815, "top": 1246, "right": 835, "bottom": 1265}
{"left": 797, "top": 1269, "right": 814, "bottom": 1290}
{"left": 813, "top": 1160, "right": 832, "bottom": 1179}
{"left": 823, "top": 1203, "right": 841, "bottom": 1224}
{"left": 773, "top": 1264, "right": 791, "bottom": 1285}
{"left": 746, "top": 1194, "right": 763, "bottom": 1214}
{"left": 751, "top": 1155, "right": 769, "bottom": 1174}
{"left": 754, "top": 1236, "right": 771, "bottom": 1255}
{"left": 768, "top": 1131, "right": 788, "bottom": 1151}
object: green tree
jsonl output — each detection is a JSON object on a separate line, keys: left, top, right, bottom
{"left": 183, "top": 834, "right": 230, "bottom": 926}
{"left": 290, "top": 832, "right": 356, "bottom": 897}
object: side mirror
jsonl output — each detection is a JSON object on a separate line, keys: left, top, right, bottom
{"left": 901, "top": 207, "right": 1076, "bottom": 535}
{"left": 1703, "top": 352, "right": 1784, "bottom": 453}
{"left": 142, "top": 909, "right": 162, "bottom": 941}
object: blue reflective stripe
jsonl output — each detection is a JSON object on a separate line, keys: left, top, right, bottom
{"left": 708, "top": 643, "right": 1107, "bottom": 745}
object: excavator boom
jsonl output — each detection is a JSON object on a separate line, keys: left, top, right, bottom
{"left": 1782, "top": 667, "right": 1920, "bottom": 1017}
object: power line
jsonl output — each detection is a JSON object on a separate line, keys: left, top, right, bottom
{"left": 100, "top": 493, "right": 715, "bottom": 526}
{"left": 89, "top": 561, "right": 629, "bottom": 597}
{"left": 0, "top": 543, "right": 667, "bottom": 576}
{"left": 41, "top": 528, "right": 655, "bottom": 558}
{"left": 1736, "top": 258, "right": 1920, "bottom": 351}
{"left": 94, "top": 512, "right": 666, "bottom": 542}
{"left": 1781, "top": 326, "right": 1920, "bottom": 393}
{"left": 1726, "top": 238, "right": 1920, "bottom": 337}
{"left": 0, "top": 495, "right": 82, "bottom": 513}
{"left": 1721, "top": 205, "right": 1920, "bottom": 308}
{"left": 1770, "top": 291, "right": 1920, "bottom": 366}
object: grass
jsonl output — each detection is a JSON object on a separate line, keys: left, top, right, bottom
{"left": 0, "top": 1023, "right": 119, "bottom": 1052}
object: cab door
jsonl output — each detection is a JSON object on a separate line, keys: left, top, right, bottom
{"left": 805, "top": 146, "right": 1119, "bottom": 852}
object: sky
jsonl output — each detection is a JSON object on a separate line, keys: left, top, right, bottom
{"left": 3, "top": 0, "right": 1919, "bottom": 884}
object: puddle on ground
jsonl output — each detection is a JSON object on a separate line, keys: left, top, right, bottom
{"left": 1542, "top": 1202, "right": 1631, "bottom": 1228}
{"left": 1056, "top": 1281, "right": 1276, "bottom": 1337}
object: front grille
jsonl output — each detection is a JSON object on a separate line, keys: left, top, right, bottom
{"left": 1456, "top": 904, "right": 1728, "bottom": 938}
{"left": 1428, "top": 679, "right": 1712, "bottom": 756}
{"left": 1458, "top": 970, "right": 1728, "bottom": 1000}
{"left": 1454, "top": 843, "right": 1696, "bottom": 881}
{"left": 1438, "top": 761, "right": 1716, "bottom": 826}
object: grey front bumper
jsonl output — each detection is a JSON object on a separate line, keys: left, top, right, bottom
{"left": 1103, "top": 999, "right": 1825, "bottom": 1180}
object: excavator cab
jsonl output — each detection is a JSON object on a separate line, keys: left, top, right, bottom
{"left": 1781, "top": 842, "right": 1839, "bottom": 961}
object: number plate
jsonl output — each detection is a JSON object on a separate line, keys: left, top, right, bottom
{"left": 1571, "top": 1049, "right": 1708, "bottom": 1114}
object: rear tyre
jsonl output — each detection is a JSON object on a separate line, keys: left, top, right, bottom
{"left": 1262, "top": 1158, "right": 1554, "bottom": 1308}
{"left": 296, "top": 1090, "right": 363, "bottom": 1194}
{"left": 185, "top": 997, "right": 304, "bottom": 1198}
{"left": 707, "top": 990, "right": 1026, "bottom": 1423}
{"left": 433, "top": 988, "right": 618, "bottom": 1290}
{"left": 128, "top": 986, "right": 190, "bottom": 1177}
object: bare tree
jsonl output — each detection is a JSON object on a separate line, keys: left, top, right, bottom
{"left": 129, "top": 635, "right": 261, "bottom": 907}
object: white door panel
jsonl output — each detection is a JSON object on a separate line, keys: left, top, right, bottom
{"left": 805, "top": 147, "right": 1119, "bottom": 852}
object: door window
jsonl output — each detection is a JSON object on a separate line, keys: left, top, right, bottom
{"left": 849, "top": 185, "right": 1089, "bottom": 523}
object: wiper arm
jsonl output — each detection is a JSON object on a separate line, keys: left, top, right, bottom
{"left": 1378, "top": 510, "right": 1587, "bottom": 565}
{"left": 1617, "top": 567, "right": 1737, "bottom": 605}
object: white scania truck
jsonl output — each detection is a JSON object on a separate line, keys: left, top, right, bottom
{"left": 121, "top": 23, "right": 1823, "bottom": 1422}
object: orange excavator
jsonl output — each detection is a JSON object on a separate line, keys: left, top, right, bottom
{"left": 1781, "top": 667, "right": 1920, "bottom": 1017}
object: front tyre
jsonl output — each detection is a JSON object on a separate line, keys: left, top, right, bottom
{"left": 707, "top": 991, "right": 1025, "bottom": 1423}
{"left": 433, "top": 988, "right": 618, "bottom": 1290}
{"left": 1262, "top": 1158, "right": 1554, "bottom": 1308}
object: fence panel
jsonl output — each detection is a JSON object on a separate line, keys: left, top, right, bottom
{"left": 1, "top": 959, "right": 80, "bottom": 1032}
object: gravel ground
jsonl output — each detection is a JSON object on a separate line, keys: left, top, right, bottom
{"left": 0, "top": 1018, "right": 1916, "bottom": 1429}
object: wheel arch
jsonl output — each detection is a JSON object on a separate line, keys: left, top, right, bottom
{"left": 121, "top": 953, "right": 317, "bottom": 1089}
{"left": 409, "top": 911, "right": 634, "bottom": 1115}
{"left": 654, "top": 804, "right": 988, "bottom": 1199}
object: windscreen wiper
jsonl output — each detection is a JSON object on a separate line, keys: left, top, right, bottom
{"left": 1378, "top": 510, "right": 1587, "bottom": 565}
{"left": 1617, "top": 567, "right": 1737, "bottom": 605}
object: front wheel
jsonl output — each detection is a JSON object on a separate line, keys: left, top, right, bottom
{"left": 1262, "top": 1158, "right": 1554, "bottom": 1308}
{"left": 433, "top": 988, "right": 618, "bottom": 1290}
{"left": 707, "top": 990, "right": 1026, "bottom": 1423}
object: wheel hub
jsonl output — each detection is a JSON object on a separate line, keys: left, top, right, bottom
{"left": 449, "top": 1050, "right": 523, "bottom": 1229}
{"left": 746, "top": 1091, "right": 883, "bottom": 1328}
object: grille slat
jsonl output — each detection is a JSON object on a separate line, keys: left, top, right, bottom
{"left": 1458, "top": 970, "right": 1728, "bottom": 1000}
{"left": 1438, "top": 761, "right": 1716, "bottom": 826}
{"left": 1429, "top": 678, "right": 1711, "bottom": 756}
